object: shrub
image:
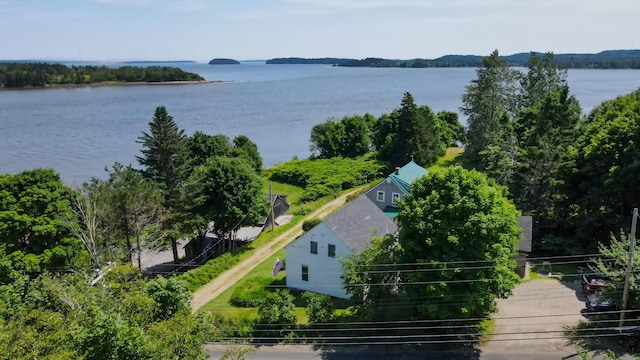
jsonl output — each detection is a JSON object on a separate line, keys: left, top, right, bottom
{"left": 230, "top": 276, "right": 274, "bottom": 307}
{"left": 303, "top": 292, "right": 335, "bottom": 324}
{"left": 178, "top": 253, "right": 240, "bottom": 292}
{"left": 302, "top": 218, "right": 322, "bottom": 232}
{"left": 264, "top": 154, "right": 384, "bottom": 202}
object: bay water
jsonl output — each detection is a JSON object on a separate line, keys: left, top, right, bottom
{"left": 1, "top": 62, "right": 639, "bottom": 184}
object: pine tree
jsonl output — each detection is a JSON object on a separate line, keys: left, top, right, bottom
{"left": 136, "top": 106, "right": 186, "bottom": 263}
{"left": 461, "top": 50, "right": 520, "bottom": 170}
{"left": 374, "top": 92, "right": 442, "bottom": 168}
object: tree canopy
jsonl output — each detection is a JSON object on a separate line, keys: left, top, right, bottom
{"left": 374, "top": 92, "right": 444, "bottom": 169}
{"left": 564, "top": 88, "right": 640, "bottom": 249}
{"left": 0, "top": 266, "right": 212, "bottom": 359}
{"left": 0, "top": 169, "right": 84, "bottom": 277}
{"left": 180, "top": 156, "right": 268, "bottom": 242}
{"left": 309, "top": 114, "right": 375, "bottom": 159}
{"left": 397, "top": 166, "right": 521, "bottom": 319}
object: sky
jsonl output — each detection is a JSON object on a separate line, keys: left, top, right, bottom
{"left": 1, "top": 0, "right": 638, "bottom": 62}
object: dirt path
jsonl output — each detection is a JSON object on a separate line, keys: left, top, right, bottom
{"left": 191, "top": 188, "right": 361, "bottom": 311}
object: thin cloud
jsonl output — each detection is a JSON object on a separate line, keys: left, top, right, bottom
{"left": 281, "top": 0, "right": 443, "bottom": 10}
{"left": 21, "top": 11, "right": 82, "bottom": 20}
{"left": 168, "top": 0, "right": 208, "bottom": 13}
{"left": 94, "top": 0, "right": 152, "bottom": 6}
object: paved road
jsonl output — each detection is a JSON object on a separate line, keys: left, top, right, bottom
{"left": 191, "top": 188, "right": 361, "bottom": 311}
{"left": 205, "top": 279, "right": 602, "bottom": 359}
{"left": 205, "top": 344, "right": 479, "bottom": 360}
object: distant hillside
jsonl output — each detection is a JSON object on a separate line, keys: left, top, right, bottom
{"left": 339, "top": 50, "right": 640, "bottom": 69}
{"left": 208, "top": 58, "right": 240, "bottom": 65}
{"left": 266, "top": 57, "right": 353, "bottom": 65}
{"left": 124, "top": 60, "right": 196, "bottom": 64}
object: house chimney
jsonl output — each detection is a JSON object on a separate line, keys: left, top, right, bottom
{"left": 395, "top": 167, "right": 400, "bottom": 175}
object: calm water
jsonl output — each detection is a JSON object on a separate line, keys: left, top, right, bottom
{"left": 1, "top": 62, "right": 639, "bottom": 184}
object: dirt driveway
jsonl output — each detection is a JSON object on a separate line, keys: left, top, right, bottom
{"left": 480, "top": 278, "right": 586, "bottom": 359}
{"left": 191, "top": 188, "right": 361, "bottom": 311}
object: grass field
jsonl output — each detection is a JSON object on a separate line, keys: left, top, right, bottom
{"left": 428, "top": 147, "right": 464, "bottom": 171}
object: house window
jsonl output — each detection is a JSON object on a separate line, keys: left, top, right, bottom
{"left": 376, "top": 191, "right": 385, "bottom": 202}
{"left": 310, "top": 241, "right": 318, "bottom": 254}
{"left": 392, "top": 192, "right": 401, "bottom": 204}
{"left": 328, "top": 244, "right": 336, "bottom": 258}
{"left": 302, "top": 265, "right": 309, "bottom": 281}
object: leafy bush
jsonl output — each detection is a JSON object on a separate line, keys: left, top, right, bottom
{"left": 302, "top": 218, "right": 322, "bottom": 232}
{"left": 263, "top": 154, "right": 384, "bottom": 203}
{"left": 230, "top": 276, "right": 274, "bottom": 307}
{"left": 303, "top": 292, "right": 335, "bottom": 324}
{"left": 178, "top": 253, "right": 240, "bottom": 292}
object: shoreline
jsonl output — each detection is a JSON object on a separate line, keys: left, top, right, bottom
{"left": 0, "top": 79, "right": 228, "bottom": 91}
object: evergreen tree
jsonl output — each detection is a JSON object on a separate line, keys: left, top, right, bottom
{"left": 374, "top": 92, "right": 442, "bottom": 168}
{"left": 136, "top": 106, "right": 186, "bottom": 263}
{"left": 461, "top": 50, "right": 520, "bottom": 171}
{"left": 180, "top": 156, "right": 268, "bottom": 255}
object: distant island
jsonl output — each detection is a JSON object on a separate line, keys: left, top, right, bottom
{"left": 266, "top": 57, "right": 353, "bottom": 65}
{"left": 266, "top": 50, "right": 640, "bottom": 69}
{"left": 0, "top": 63, "right": 206, "bottom": 89}
{"left": 209, "top": 58, "right": 240, "bottom": 65}
{"left": 123, "top": 60, "right": 196, "bottom": 64}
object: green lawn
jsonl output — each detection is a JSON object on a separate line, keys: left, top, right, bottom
{"left": 428, "top": 147, "right": 464, "bottom": 171}
{"left": 262, "top": 180, "right": 304, "bottom": 208}
{"left": 196, "top": 249, "right": 310, "bottom": 323}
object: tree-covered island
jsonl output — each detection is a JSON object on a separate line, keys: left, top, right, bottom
{"left": 208, "top": 58, "right": 240, "bottom": 65}
{"left": 266, "top": 49, "right": 640, "bottom": 69}
{"left": 0, "top": 62, "right": 206, "bottom": 89}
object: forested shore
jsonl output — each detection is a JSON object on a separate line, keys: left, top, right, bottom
{"left": 0, "top": 62, "right": 205, "bottom": 88}
{"left": 268, "top": 49, "right": 640, "bottom": 68}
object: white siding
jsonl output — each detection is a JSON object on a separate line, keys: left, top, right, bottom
{"left": 284, "top": 223, "right": 354, "bottom": 299}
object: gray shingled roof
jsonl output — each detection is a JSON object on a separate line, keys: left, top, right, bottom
{"left": 517, "top": 215, "right": 533, "bottom": 253}
{"left": 324, "top": 195, "right": 398, "bottom": 253}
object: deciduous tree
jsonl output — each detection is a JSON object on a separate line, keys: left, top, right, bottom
{"left": 310, "top": 114, "right": 375, "bottom": 159}
{"left": 564, "top": 88, "right": 640, "bottom": 249}
{"left": 180, "top": 156, "right": 268, "bottom": 253}
{"left": 0, "top": 169, "right": 83, "bottom": 274}
{"left": 397, "top": 166, "right": 520, "bottom": 319}
{"left": 102, "top": 163, "right": 165, "bottom": 268}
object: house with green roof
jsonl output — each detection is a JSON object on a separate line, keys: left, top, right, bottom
{"left": 364, "top": 160, "right": 428, "bottom": 217}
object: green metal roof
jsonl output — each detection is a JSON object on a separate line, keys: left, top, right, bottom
{"left": 387, "top": 160, "right": 428, "bottom": 194}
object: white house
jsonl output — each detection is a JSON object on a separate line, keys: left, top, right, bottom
{"left": 364, "top": 160, "right": 428, "bottom": 216}
{"left": 284, "top": 195, "right": 397, "bottom": 299}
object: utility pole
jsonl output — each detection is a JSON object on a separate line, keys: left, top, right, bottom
{"left": 619, "top": 207, "right": 638, "bottom": 327}
{"left": 270, "top": 181, "right": 275, "bottom": 231}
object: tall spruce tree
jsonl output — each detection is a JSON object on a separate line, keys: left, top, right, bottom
{"left": 461, "top": 50, "right": 520, "bottom": 172}
{"left": 136, "top": 106, "right": 186, "bottom": 263}
{"left": 374, "top": 92, "right": 442, "bottom": 168}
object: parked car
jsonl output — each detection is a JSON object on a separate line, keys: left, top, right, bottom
{"left": 585, "top": 293, "right": 617, "bottom": 312}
